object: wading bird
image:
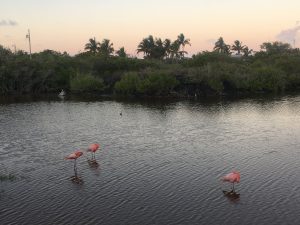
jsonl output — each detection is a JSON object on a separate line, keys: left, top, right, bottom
{"left": 221, "top": 171, "right": 240, "bottom": 198}
{"left": 65, "top": 150, "right": 83, "bottom": 183}
{"left": 87, "top": 143, "right": 100, "bottom": 165}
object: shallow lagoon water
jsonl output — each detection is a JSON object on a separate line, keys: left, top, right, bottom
{"left": 0, "top": 95, "right": 300, "bottom": 225}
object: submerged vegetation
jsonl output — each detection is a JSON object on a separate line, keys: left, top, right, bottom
{"left": 0, "top": 173, "right": 16, "bottom": 181}
{"left": 1, "top": 34, "right": 300, "bottom": 97}
{"left": 0, "top": 166, "right": 16, "bottom": 182}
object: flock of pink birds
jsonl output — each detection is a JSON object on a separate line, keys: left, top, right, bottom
{"left": 65, "top": 143, "right": 100, "bottom": 183}
{"left": 64, "top": 143, "right": 240, "bottom": 196}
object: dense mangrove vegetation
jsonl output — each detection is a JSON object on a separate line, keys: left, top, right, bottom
{"left": 1, "top": 34, "right": 300, "bottom": 96}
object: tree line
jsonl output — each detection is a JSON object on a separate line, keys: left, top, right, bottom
{"left": 1, "top": 34, "right": 300, "bottom": 96}
{"left": 82, "top": 34, "right": 253, "bottom": 59}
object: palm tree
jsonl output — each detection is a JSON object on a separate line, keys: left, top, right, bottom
{"left": 163, "top": 39, "right": 172, "bottom": 58}
{"left": 99, "top": 39, "right": 114, "bottom": 57}
{"left": 153, "top": 38, "right": 166, "bottom": 59}
{"left": 116, "top": 47, "right": 127, "bottom": 57}
{"left": 170, "top": 40, "right": 181, "bottom": 59}
{"left": 214, "top": 37, "right": 231, "bottom": 55}
{"left": 224, "top": 45, "right": 231, "bottom": 55}
{"left": 137, "top": 35, "right": 189, "bottom": 59}
{"left": 137, "top": 38, "right": 149, "bottom": 57}
{"left": 137, "top": 35, "right": 156, "bottom": 58}
{"left": 177, "top": 33, "right": 191, "bottom": 57}
{"left": 231, "top": 40, "right": 245, "bottom": 55}
{"left": 242, "top": 46, "right": 253, "bottom": 57}
{"left": 84, "top": 38, "right": 100, "bottom": 55}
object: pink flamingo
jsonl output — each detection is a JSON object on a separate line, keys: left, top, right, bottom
{"left": 65, "top": 150, "right": 83, "bottom": 182}
{"left": 87, "top": 143, "right": 100, "bottom": 162}
{"left": 221, "top": 171, "right": 241, "bottom": 197}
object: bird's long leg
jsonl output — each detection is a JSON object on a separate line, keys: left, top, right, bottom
{"left": 232, "top": 182, "right": 235, "bottom": 192}
{"left": 74, "top": 159, "right": 77, "bottom": 178}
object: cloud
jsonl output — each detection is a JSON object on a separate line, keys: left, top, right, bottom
{"left": 276, "top": 25, "right": 300, "bottom": 43}
{"left": 0, "top": 19, "right": 18, "bottom": 26}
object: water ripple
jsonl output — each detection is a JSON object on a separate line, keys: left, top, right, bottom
{"left": 1, "top": 96, "right": 300, "bottom": 225}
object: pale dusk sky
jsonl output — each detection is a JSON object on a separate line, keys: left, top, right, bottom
{"left": 0, "top": 0, "right": 299, "bottom": 56}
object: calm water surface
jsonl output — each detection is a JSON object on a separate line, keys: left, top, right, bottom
{"left": 0, "top": 95, "right": 300, "bottom": 225}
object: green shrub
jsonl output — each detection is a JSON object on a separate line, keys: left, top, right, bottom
{"left": 247, "top": 65, "right": 286, "bottom": 92}
{"left": 114, "top": 72, "right": 141, "bottom": 95}
{"left": 70, "top": 73, "right": 104, "bottom": 92}
{"left": 138, "top": 71, "right": 178, "bottom": 95}
{"left": 114, "top": 70, "right": 178, "bottom": 96}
